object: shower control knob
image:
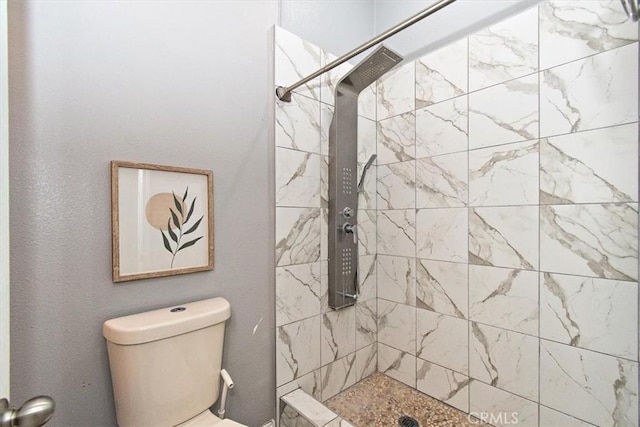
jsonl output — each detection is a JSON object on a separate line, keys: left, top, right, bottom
{"left": 342, "top": 223, "right": 358, "bottom": 245}
{"left": 342, "top": 207, "right": 354, "bottom": 218}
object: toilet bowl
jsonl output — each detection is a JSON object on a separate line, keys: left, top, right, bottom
{"left": 103, "top": 297, "right": 247, "bottom": 427}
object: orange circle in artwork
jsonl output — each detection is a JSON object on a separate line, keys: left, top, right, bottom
{"left": 145, "top": 193, "right": 186, "bottom": 231}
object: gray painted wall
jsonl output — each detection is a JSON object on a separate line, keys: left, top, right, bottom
{"left": 280, "top": 0, "right": 375, "bottom": 62}
{"left": 8, "top": 1, "right": 278, "bottom": 426}
{"left": 4, "top": 0, "right": 474, "bottom": 425}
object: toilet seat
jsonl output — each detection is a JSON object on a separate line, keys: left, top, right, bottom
{"left": 177, "top": 410, "right": 247, "bottom": 427}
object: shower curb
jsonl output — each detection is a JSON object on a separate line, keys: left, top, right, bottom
{"left": 280, "top": 389, "right": 354, "bottom": 427}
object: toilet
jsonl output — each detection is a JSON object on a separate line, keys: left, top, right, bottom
{"left": 103, "top": 297, "right": 246, "bottom": 427}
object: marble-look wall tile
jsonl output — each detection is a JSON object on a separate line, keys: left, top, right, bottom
{"left": 377, "top": 209, "right": 416, "bottom": 258}
{"left": 470, "top": 322, "right": 539, "bottom": 400}
{"left": 320, "top": 158, "right": 328, "bottom": 210}
{"left": 376, "top": 112, "right": 415, "bottom": 164}
{"left": 275, "top": 27, "right": 322, "bottom": 100}
{"left": 541, "top": 272, "right": 638, "bottom": 360}
{"left": 540, "top": 0, "right": 638, "bottom": 70}
{"left": 417, "top": 360, "right": 470, "bottom": 412}
{"left": 320, "top": 104, "right": 333, "bottom": 157}
{"left": 469, "top": 7, "right": 538, "bottom": 91}
{"left": 540, "top": 203, "right": 638, "bottom": 281}
{"left": 416, "top": 208, "right": 468, "bottom": 263}
{"left": 280, "top": 403, "right": 315, "bottom": 427}
{"left": 469, "top": 74, "right": 538, "bottom": 150}
{"left": 415, "top": 96, "right": 468, "bottom": 158}
{"left": 416, "top": 259, "right": 468, "bottom": 319}
{"left": 469, "top": 265, "right": 538, "bottom": 336}
{"left": 275, "top": 14, "right": 640, "bottom": 424}
{"left": 357, "top": 255, "right": 376, "bottom": 302}
{"left": 541, "top": 43, "right": 638, "bottom": 137}
{"left": 377, "top": 299, "right": 416, "bottom": 354}
{"left": 276, "top": 263, "right": 322, "bottom": 327}
{"left": 469, "top": 140, "right": 539, "bottom": 206}
{"left": 276, "top": 207, "right": 321, "bottom": 266}
{"left": 357, "top": 116, "right": 377, "bottom": 165}
{"left": 320, "top": 49, "right": 353, "bottom": 107}
{"left": 320, "top": 209, "right": 328, "bottom": 262}
{"left": 281, "top": 389, "right": 338, "bottom": 427}
{"left": 377, "top": 62, "right": 415, "bottom": 120}
{"left": 276, "top": 147, "right": 321, "bottom": 208}
{"left": 539, "top": 406, "right": 596, "bottom": 427}
{"left": 320, "top": 261, "right": 328, "bottom": 313}
{"left": 469, "top": 381, "right": 539, "bottom": 427}
{"left": 540, "top": 340, "right": 639, "bottom": 426}
{"left": 294, "top": 371, "right": 322, "bottom": 402}
{"left": 321, "top": 353, "right": 357, "bottom": 401}
{"left": 357, "top": 163, "right": 377, "bottom": 210}
{"left": 377, "top": 343, "right": 417, "bottom": 388}
{"left": 276, "top": 93, "right": 322, "bottom": 154}
{"left": 355, "top": 299, "right": 377, "bottom": 350}
{"left": 377, "top": 255, "right": 416, "bottom": 306}
{"left": 415, "top": 38, "right": 468, "bottom": 108}
{"left": 277, "top": 369, "right": 322, "bottom": 402}
{"left": 321, "top": 307, "right": 355, "bottom": 366}
{"left": 277, "top": 315, "right": 321, "bottom": 386}
{"left": 377, "top": 161, "right": 416, "bottom": 210}
{"left": 357, "top": 210, "right": 376, "bottom": 256}
{"left": 469, "top": 206, "right": 538, "bottom": 270}
{"left": 540, "top": 124, "right": 639, "bottom": 204}
{"left": 417, "top": 309, "right": 468, "bottom": 375}
{"left": 416, "top": 152, "right": 468, "bottom": 208}
{"left": 355, "top": 344, "right": 377, "bottom": 382}
{"left": 321, "top": 201, "right": 329, "bottom": 252}
{"left": 358, "top": 83, "right": 377, "bottom": 121}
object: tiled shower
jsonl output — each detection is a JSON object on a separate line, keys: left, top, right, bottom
{"left": 274, "top": 1, "right": 640, "bottom": 426}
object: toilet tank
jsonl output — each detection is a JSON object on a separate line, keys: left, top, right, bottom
{"left": 103, "top": 297, "right": 231, "bottom": 427}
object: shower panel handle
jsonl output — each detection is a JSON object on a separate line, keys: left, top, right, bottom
{"left": 342, "top": 223, "right": 357, "bottom": 245}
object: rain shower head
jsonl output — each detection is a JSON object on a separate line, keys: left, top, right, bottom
{"left": 336, "top": 45, "right": 403, "bottom": 96}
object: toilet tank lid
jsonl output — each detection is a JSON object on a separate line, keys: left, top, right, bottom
{"left": 103, "top": 297, "right": 231, "bottom": 345}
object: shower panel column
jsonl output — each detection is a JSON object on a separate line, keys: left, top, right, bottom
{"left": 328, "top": 87, "right": 360, "bottom": 309}
{"left": 327, "top": 46, "right": 402, "bottom": 309}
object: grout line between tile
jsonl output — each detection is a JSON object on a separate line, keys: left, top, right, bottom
{"left": 413, "top": 56, "right": 419, "bottom": 389}
{"left": 466, "top": 31, "right": 472, "bottom": 417}
{"left": 636, "top": 22, "right": 640, "bottom": 427}
{"left": 456, "top": 40, "right": 639, "bottom": 100}
{"left": 637, "top": 20, "right": 640, "bottom": 427}
{"left": 537, "top": 6, "right": 542, "bottom": 424}
{"left": 374, "top": 76, "right": 380, "bottom": 379}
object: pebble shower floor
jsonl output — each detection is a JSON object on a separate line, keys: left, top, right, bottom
{"left": 325, "top": 373, "right": 490, "bottom": 427}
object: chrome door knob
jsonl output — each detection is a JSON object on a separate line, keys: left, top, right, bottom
{"left": 0, "top": 396, "right": 55, "bottom": 427}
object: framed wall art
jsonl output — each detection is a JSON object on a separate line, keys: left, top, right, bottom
{"left": 111, "top": 161, "right": 214, "bottom": 282}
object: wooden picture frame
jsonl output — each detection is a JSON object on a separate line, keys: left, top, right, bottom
{"left": 111, "top": 161, "right": 214, "bottom": 282}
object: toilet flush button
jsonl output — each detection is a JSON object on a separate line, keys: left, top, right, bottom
{"left": 170, "top": 307, "right": 186, "bottom": 312}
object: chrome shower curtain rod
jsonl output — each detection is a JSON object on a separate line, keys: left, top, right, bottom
{"left": 275, "top": 0, "right": 458, "bottom": 102}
